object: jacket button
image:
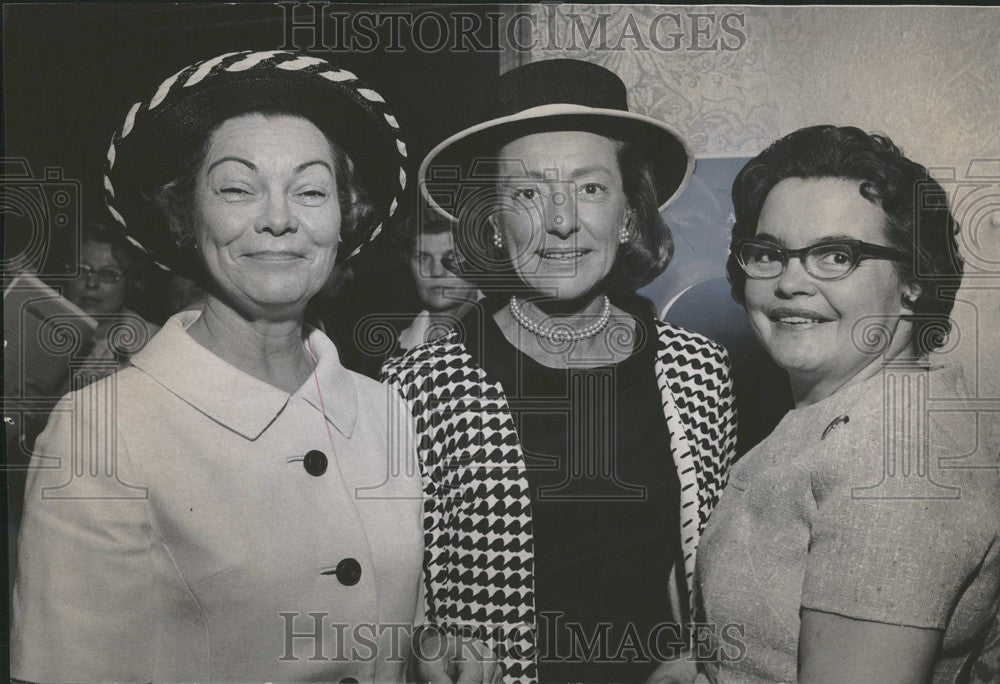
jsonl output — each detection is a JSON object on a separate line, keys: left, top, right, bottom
{"left": 340, "top": 678, "right": 359, "bottom": 684}
{"left": 335, "top": 558, "right": 362, "bottom": 586}
{"left": 303, "top": 450, "right": 328, "bottom": 477}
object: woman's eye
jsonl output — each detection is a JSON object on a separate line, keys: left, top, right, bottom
{"left": 818, "top": 250, "right": 851, "bottom": 265}
{"left": 749, "top": 248, "right": 776, "bottom": 262}
{"left": 296, "top": 189, "right": 329, "bottom": 205}
{"left": 220, "top": 186, "right": 251, "bottom": 197}
{"left": 579, "top": 183, "right": 607, "bottom": 197}
{"left": 512, "top": 188, "right": 537, "bottom": 201}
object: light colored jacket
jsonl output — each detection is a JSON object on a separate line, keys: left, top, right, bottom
{"left": 12, "top": 310, "right": 424, "bottom": 682}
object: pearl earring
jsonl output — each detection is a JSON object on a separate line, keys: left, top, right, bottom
{"left": 493, "top": 229, "right": 503, "bottom": 249}
{"left": 619, "top": 212, "right": 633, "bottom": 244}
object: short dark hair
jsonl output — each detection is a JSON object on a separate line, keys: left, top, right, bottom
{"left": 454, "top": 135, "right": 673, "bottom": 296}
{"left": 727, "top": 125, "right": 964, "bottom": 352}
{"left": 399, "top": 209, "right": 454, "bottom": 250}
{"left": 604, "top": 138, "right": 674, "bottom": 294}
{"left": 152, "top": 110, "right": 374, "bottom": 252}
{"left": 81, "top": 220, "right": 140, "bottom": 272}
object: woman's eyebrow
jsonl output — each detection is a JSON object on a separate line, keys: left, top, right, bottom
{"left": 294, "top": 160, "right": 333, "bottom": 174}
{"left": 205, "top": 158, "right": 332, "bottom": 174}
{"left": 569, "top": 165, "right": 613, "bottom": 179}
{"left": 207, "top": 156, "right": 255, "bottom": 173}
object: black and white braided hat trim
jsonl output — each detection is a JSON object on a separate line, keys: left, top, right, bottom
{"left": 104, "top": 50, "right": 407, "bottom": 271}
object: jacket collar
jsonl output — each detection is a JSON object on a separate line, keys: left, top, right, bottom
{"left": 130, "top": 310, "right": 357, "bottom": 441}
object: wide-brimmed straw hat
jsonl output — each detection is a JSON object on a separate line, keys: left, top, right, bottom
{"left": 419, "top": 58, "right": 693, "bottom": 222}
{"left": 104, "top": 50, "right": 408, "bottom": 274}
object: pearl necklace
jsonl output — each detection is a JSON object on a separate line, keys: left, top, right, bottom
{"left": 508, "top": 295, "right": 612, "bottom": 342}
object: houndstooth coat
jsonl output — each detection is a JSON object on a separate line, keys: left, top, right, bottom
{"left": 382, "top": 317, "right": 737, "bottom": 682}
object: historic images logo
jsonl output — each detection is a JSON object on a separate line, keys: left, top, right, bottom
{"left": 280, "top": 4, "right": 747, "bottom": 54}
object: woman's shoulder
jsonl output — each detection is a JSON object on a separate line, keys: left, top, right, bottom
{"left": 380, "top": 330, "right": 478, "bottom": 385}
{"left": 649, "top": 317, "right": 733, "bottom": 383}
{"left": 651, "top": 317, "right": 729, "bottom": 357}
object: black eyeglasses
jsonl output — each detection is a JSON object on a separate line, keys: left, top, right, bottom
{"left": 733, "top": 238, "right": 908, "bottom": 281}
{"left": 76, "top": 264, "right": 126, "bottom": 285}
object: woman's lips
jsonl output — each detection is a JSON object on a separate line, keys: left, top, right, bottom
{"left": 536, "top": 248, "right": 590, "bottom": 262}
{"left": 244, "top": 251, "right": 304, "bottom": 262}
{"left": 768, "top": 307, "right": 835, "bottom": 328}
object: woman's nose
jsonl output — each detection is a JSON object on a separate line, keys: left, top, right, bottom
{"left": 774, "top": 256, "right": 818, "bottom": 298}
{"left": 544, "top": 188, "right": 578, "bottom": 239}
{"left": 255, "top": 191, "right": 297, "bottom": 235}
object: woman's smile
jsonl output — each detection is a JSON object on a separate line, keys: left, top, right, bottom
{"left": 767, "top": 306, "right": 836, "bottom": 329}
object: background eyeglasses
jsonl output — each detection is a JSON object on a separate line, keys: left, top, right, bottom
{"left": 74, "top": 264, "right": 126, "bottom": 285}
{"left": 733, "top": 238, "right": 908, "bottom": 280}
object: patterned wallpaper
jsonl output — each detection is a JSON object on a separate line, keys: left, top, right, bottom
{"left": 515, "top": 5, "right": 1000, "bottom": 167}
{"left": 512, "top": 5, "right": 1000, "bottom": 406}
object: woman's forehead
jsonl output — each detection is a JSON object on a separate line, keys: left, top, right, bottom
{"left": 758, "top": 176, "right": 888, "bottom": 244}
{"left": 203, "top": 113, "right": 335, "bottom": 172}
{"left": 496, "top": 130, "right": 619, "bottom": 178}
{"left": 81, "top": 240, "right": 124, "bottom": 268}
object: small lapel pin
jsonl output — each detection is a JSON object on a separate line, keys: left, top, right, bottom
{"left": 821, "top": 414, "right": 850, "bottom": 440}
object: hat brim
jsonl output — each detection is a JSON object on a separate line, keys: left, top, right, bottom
{"left": 419, "top": 104, "right": 694, "bottom": 222}
{"left": 107, "top": 53, "right": 406, "bottom": 274}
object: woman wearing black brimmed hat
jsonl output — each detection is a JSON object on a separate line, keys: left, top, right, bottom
{"left": 383, "top": 59, "right": 737, "bottom": 682}
{"left": 11, "top": 51, "right": 493, "bottom": 682}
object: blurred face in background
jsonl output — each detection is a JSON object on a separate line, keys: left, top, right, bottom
{"left": 66, "top": 239, "right": 129, "bottom": 316}
{"left": 410, "top": 230, "right": 477, "bottom": 312}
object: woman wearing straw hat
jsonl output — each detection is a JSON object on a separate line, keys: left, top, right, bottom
{"left": 383, "top": 59, "right": 737, "bottom": 683}
{"left": 11, "top": 51, "right": 494, "bottom": 682}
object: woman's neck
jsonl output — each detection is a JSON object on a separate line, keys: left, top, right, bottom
{"left": 427, "top": 299, "right": 476, "bottom": 327}
{"left": 187, "top": 296, "right": 314, "bottom": 394}
{"left": 528, "top": 291, "right": 610, "bottom": 321}
{"left": 790, "top": 333, "right": 922, "bottom": 408}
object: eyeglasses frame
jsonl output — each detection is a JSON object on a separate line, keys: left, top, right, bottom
{"left": 732, "top": 238, "right": 909, "bottom": 281}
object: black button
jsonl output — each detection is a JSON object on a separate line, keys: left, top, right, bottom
{"left": 303, "top": 450, "right": 328, "bottom": 477}
{"left": 335, "top": 558, "right": 362, "bottom": 586}
{"left": 340, "top": 678, "right": 358, "bottom": 684}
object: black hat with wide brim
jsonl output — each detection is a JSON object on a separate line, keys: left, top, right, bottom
{"left": 105, "top": 50, "right": 408, "bottom": 276}
{"left": 419, "top": 58, "right": 694, "bottom": 222}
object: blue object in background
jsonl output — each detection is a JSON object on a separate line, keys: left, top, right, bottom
{"left": 641, "top": 158, "right": 794, "bottom": 456}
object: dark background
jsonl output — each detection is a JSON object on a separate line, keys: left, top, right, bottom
{"left": 2, "top": 3, "right": 502, "bottom": 674}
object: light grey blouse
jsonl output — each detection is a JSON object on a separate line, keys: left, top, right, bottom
{"left": 696, "top": 363, "right": 1000, "bottom": 683}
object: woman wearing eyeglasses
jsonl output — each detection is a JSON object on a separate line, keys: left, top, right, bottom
{"left": 63, "top": 220, "right": 161, "bottom": 388}
{"left": 667, "top": 126, "right": 1000, "bottom": 683}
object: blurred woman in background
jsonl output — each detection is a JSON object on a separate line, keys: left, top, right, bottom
{"left": 397, "top": 212, "right": 480, "bottom": 350}
{"left": 63, "top": 219, "right": 161, "bottom": 387}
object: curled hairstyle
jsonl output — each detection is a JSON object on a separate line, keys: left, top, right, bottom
{"left": 605, "top": 139, "right": 674, "bottom": 294}
{"left": 727, "top": 125, "right": 964, "bottom": 353}
{"left": 80, "top": 220, "right": 141, "bottom": 273}
{"left": 456, "top": 135, "right": 673, "bottom": 296}
{"left": 152, "top": 110, "right": 374, "bottom": 255}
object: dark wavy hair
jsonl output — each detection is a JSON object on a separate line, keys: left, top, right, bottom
{"left": 727, "top": 125, "right": 964, "bottom": 352}
{"left": 455, "top": 135, "right": 673, "bottom": 297}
